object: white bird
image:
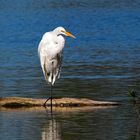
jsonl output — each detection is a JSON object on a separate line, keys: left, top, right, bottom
{"left": 38, "top": 27, "right": 75, "bottom": 107}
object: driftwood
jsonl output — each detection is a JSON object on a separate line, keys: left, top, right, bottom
{"left": 0, "top": 97, "right": 119, "bottom": 108}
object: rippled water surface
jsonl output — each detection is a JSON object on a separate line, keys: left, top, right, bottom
{"left": 0, "top": 0, "right": 140, "bottom": 140}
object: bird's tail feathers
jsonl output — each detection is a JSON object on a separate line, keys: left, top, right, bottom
{"left": 43, "top": 64, "right": 56, "bottom": 85}
{"left": 48, "top": 73, "right": 56, "bottom": 85}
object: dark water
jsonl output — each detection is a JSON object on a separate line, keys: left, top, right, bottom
{"left": 0, "top": 0, "right": 140, "bottom": 139}
{"left": 0, "top": 106, "right": 139, "bottom": 140}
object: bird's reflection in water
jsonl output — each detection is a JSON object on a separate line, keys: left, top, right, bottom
{"left": 42, "top": 114, "right": 61, "bottom": 140}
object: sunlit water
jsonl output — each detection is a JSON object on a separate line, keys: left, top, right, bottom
{"left": 0, "top": 0, "right": 140, "bottom": 140}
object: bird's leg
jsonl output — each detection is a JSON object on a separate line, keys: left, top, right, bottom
{"left": 43, "top": 84, "right": 53, "bottom": 110}
{"left": 43, "top": 97, "right": 51, "bottom": 107}
{"left": 50, "top": 84, "right": 53, "bottom": 112}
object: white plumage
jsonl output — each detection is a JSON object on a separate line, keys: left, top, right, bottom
{"left": 38, "top": 27, "right": 75, "bottom": 85}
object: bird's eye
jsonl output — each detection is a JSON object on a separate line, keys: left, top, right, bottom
{"left": 55, "top": 42, "right": 58, "bottom": 44}
{"left": 61, "top": 30, "right": 64, "bottom": 33}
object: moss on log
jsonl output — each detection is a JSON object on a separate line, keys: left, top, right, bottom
{"left": 0, "top": 97, "right": 119, "bottom": 108}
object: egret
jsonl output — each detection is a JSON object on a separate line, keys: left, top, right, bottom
{"left": 38, "top": 27, "right": 75, "bottom": 108}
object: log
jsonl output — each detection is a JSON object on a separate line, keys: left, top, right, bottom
{"left": 0, "top": 97, "right": 119, "bottom": 108}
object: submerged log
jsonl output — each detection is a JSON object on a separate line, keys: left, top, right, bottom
{"left": 0, "top": 97, "right": 119, "bottom": 108}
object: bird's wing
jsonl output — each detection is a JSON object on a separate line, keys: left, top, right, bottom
{"left": 38, "top": 36, "right": 55, "bottom": 82}
{"left": 38, "top": 39, "right": 48, "bottom": 79}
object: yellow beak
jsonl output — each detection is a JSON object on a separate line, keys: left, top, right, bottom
{"left": 64, "top": 31, "right": 76, "bottom": 38}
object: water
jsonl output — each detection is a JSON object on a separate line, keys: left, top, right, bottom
{"left": 0, "top": 106, "right": 139, "bottom": 140}
{"left": 0, "top": 0, "right": 140, "bottom": 139}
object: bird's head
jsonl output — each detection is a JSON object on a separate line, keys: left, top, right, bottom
{"left": 54, "top": 27, "right": 76, "bottom": 38}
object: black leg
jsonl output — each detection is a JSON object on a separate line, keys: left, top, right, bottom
{"left": 50, "top": 84, "right": 53, "bottom": 113}
{"left": 43, "top": 97, "right": 51, "bottom": 107}
{"left": 43, "top": 84, "right": 53, "bottom": 112}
